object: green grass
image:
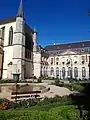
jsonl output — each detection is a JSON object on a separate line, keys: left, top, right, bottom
{"left": 0, "top": 105, "right": 80, "bottom": 120}
{"left": 56, "top": 82, "right": 85, "bottom": 92}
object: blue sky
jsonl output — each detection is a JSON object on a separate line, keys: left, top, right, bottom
{"left": 0, "top": 0, "right": 90, "bottom": 47}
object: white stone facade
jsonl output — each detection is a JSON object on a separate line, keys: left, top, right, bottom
{"left": 0, "top": 17, "right": 33, "bottom": 80}
{"left": 46, "top": 50, "right": 90, "bottom": 80}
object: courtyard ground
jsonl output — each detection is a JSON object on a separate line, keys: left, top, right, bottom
{"left": 0, "top": 82, "right": 71, "bottom": 100}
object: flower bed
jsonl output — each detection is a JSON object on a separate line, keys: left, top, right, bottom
{"left": 0, "top": 98, "right": 12, "bottom": 110}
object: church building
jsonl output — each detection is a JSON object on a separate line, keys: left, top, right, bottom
{"left": 0, "top": 0, "right": 39, "bottom": 80}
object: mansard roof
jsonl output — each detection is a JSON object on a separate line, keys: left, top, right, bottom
{"left": 45, "top": 40, "right": 90, "bottom": 51}
{"left": 0, "top": 17, "right": 16, "bottom": 25}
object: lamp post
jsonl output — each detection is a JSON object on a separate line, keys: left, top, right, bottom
{"left": 12, "top": 60, "right": 21, "bottom": 102}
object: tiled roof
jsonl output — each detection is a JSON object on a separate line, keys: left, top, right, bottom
{"left": 45, "top": 41, "right": 90, "bottom": 51}
{"left": 0, "top": 17, "right": 16, "bottom": 25}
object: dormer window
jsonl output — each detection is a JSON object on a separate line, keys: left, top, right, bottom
{"left": 68, "top": 45, "right": 71, "bottom": 48}
{"left": 56, "top": 57, "right": 59, "bottom": 61}
{"left": 57, "top": 47, "right": 59, "bottom": 49}
{"left": 81, "top": 49, "right": 84, "bottom": 52}
{"left": 82, "top": 43, "right": 84, "bottom": 47}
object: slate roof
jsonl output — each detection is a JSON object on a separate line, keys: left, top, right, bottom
{"left": 45, "top": 41, "right": 90, "bottom": 51}
{"left": 0, "top": 17, "right": 34, "bottom": 33}
{"left": 17, "top": 0, "right": 24, "bottom": 18}
{"left": 0, "top": 17, "right": 16, "bottom": 25}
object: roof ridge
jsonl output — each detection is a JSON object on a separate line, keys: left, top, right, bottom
{"left": 0, "top": 17, "right": 16, "bottom": 25}
{"left": 45, "top": 40, "right": 90, "bottom": 47}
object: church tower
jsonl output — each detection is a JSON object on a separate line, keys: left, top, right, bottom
{"left": 12, "top": 0, "right": 25, "bottom": 80}
{"left": 33, "top": 28, "right": 42, "bottom": 78}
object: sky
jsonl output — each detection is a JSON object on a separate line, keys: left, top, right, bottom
{"left": 0, "top": 0, "right": 90, "bottom": 47}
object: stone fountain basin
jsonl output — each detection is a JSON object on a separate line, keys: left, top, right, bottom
{"left": 0, "top": 84, "right": 50, "bottom": 100}
{"left": 15, "top": 84, "right": 46, "bottom": 93}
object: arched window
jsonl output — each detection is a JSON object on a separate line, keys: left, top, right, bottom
{"left": 62, "top": 67, "right": 65, "bottom": 79}
{"left": 74, "top": 67, "right": 78, "bottom": 78}
{"left": 68, "top": 67, "right": 72, "bottom": 78}
{"left": 51, "top": 67, "right": 54, "bottom": 76}
{"left": 56, "top": 67, "right": 59, "bottom": 77}
{"left": 82, "top": 67, "right": 86, "bottom": 77}
{"left": 8, "top": 26, "right": 13, "bottom": 45}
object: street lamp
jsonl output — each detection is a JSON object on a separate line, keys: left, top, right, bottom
{"left": 12, "top": 60, "right": 21, "bottom": 102}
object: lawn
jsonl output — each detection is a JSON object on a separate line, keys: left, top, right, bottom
{"left": 0, "top": 105, "right": 80, "bottom": 120}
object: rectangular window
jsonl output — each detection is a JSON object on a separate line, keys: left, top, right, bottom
{"left": 82, "top": 56, "right": 85, "bottom": 61}
{"left": 62, "top": 67, "right": 65, "bottom": 78}
{"left": 25, "top": 50, "right": 31, "bottom": 59}
{"left": 82, "top": 67, "right": 86, "bottom": 77}
{"left": 74, "top": 67, "right": 78, "bottom": 78}
{"left": 68, "top": 67, "right": 72, "bottom": 78}
{"left": 51, "top": 58, "right": 53, "bottom": 65}
{"left": 82, "top": 56, "right": 85, "bottom": 64}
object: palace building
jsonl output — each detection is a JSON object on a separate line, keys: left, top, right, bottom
{"left": 0, "top": 0, "right": 90, "bottom": 80}
{"left": 45, "top": 41, "right": 90, "bottom": 80}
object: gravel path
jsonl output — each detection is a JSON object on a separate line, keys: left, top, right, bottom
{"left": 40, "top": 84, "right": 71, "bottom": 98}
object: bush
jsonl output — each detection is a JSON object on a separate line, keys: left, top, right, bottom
{"left": 0, "top": 79, "right": 16, "bottom": 83}
{"left": 54, "top": 78, "right": 60, "bottom": 86}
{"left": 4, "top": 95, "right": 73, "bottom": 109}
